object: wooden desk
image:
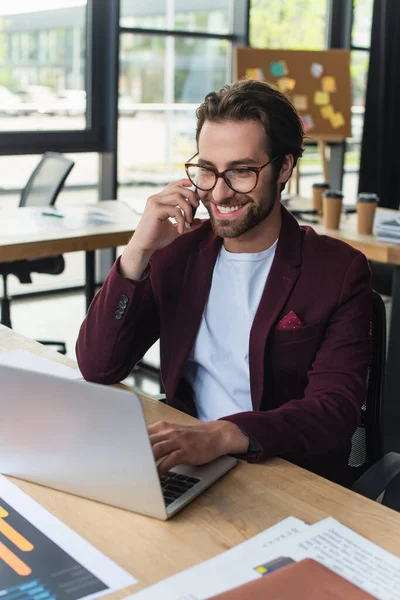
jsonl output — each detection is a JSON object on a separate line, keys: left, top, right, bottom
{"left": 2, "top": 324, "right": 400, "bottom": 598}
{"left": 287, "top": 196, "right": 400, "bottom": 456}
{"left": 287, "top": 196, "right": 400, "bottom": 263}
{"left": 0, "top": 201, "right": 139, "bottom": 310}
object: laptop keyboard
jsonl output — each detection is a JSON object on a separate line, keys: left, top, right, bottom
{"left": 160, "top": 471, "right": 201, "bottom": 506}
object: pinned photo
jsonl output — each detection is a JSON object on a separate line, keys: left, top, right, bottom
{"left": 300, "top": 114, "right": 314, "bottom": 132}
{"left": 245, "top": 67, "right": 265, "bottom": 81}
{"left": 311, "top": 62, "right": 324, "bottom": 78}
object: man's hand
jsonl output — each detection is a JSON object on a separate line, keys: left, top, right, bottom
{"left": 120, "top": 179, "right": 201, "bottom": 280}
{"left": 148, "top": 420, "right": 249, "bottom": 474}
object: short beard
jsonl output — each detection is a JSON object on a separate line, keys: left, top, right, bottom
{"left": 204, "top": 179, "right": 278, "bottom": 239}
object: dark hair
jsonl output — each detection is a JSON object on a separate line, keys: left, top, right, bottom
{"left": 196, "top": 79, "right": 304, "bottom": 182}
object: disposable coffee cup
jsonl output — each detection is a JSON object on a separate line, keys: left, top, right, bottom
{"left": 323, "top": 190, "right": 344, "bottom": 229}
{"left": 357, "top": 193, "right": 379, "bottom": 235}
{"left": 312, "top": 182, "right": 330, "bottom": 215}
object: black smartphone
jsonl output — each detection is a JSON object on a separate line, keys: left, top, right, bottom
{"left": 192, "top": 187, "right": 200, "bottom": 218}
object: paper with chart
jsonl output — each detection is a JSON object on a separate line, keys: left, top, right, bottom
{"left": 130, "top": 516, "right": 400, "bottom": 600}
{"left": 0, "top": 475, "right": 137, "bottom": 600}
{"left": 129, "top": 517, "right": 308, "bottom": 599}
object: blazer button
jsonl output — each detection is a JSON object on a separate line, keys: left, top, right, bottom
{"left": 113, "top": 310, "right": 123, "bottom": 320}
{"left": 119, "top": 294, "right": 129, "bottom": 306}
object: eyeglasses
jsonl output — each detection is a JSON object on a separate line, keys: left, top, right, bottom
{"left": 184, "top": 153, "right": 279, "bottom": 194}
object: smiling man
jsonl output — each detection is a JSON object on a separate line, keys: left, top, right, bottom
{"left": 76, "top": 80, "right": 372, "bottom": 487}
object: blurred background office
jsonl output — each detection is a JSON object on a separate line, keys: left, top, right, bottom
{"left": 0, "top": 0, "right": 375, "bottom": 392}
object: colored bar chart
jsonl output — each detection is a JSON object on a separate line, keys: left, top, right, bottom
{"left": 0, "top": 580, "right": 55, "bottom": 600}
{"left": 0, "top": 499, "right": 107, "bottom": 600}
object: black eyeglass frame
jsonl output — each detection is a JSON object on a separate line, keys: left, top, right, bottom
{"left": 184, "top": 153, "right": 280, "bottom": 194}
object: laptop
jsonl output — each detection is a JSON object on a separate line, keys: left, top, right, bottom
{"left": 0, "top": 364, "right": 237, "bottom": 520}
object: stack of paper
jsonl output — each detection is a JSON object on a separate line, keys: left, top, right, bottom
{"left": 129, "top": 516, "right": 400, "bottom": 600}
{"left": 376, "top": 216, "right": 400, "bottom": 243}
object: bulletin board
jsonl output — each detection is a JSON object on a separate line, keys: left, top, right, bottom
{"left": 234, "top": 48, "right": 352, "bottom": 140}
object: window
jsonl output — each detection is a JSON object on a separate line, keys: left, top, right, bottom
{"left": 118, "top": 2, "right": 242, "bottom": 209}
{"left": 0, "top": 1, "right": 88, "bottom": 132}
{"left": 250, "top": 0, "right": 328, "bottom": 50}
{"left": 120, "top": 0, "right": 232, "bottom": 35}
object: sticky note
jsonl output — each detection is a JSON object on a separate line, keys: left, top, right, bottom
{"left": 320, "top": 104, "right": 335, "bottom": 119}
{"left": 311, "top": 62, "right": 324, "bottom": 78}
{"left": 245, "top": 67, "right": 265, "bottom": 81}
{"left": 255, "top": 566, "right": 267, "bottom": 574}
{"left": 330, "top": 112, "right": 346, "bottom": 129}
{"left": 292, "top": 95, "right": 308, "bottom": 111}
{"left": 300, "top": 114, "right": 314, "bottom": 132}
{"left": 270, "top": 61, "right": 288, "bottom": 77}
{"left": 314, "top": 91, "right": 330, "bottom": 105}
{"left": 322, "top": 76, "right": 336, "bottom": 92}
{"left": 277, "top": 77, "right": 296, "bottom": 93}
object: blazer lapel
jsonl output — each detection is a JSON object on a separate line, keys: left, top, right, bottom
{"left": 166, "top": 230, "right": 223, "bottom": 399}
{"left": 249, "top": 207, "right": 303, "bottom": 410}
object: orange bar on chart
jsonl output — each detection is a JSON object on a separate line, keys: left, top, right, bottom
{"left": 0, "top": 506, "right": 34, "bottom": 551}
{"left": 0, "top": 541, "right": 32, "bottom": 576}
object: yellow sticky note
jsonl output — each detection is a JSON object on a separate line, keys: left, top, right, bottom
{"left": 314, "top": 91, "right": 330, "bottom": 106}
{"left": 330, "top": 112, "right": 346, "bottom": 129}
{"left": 277, "top": 77, "right": 296, "bottom": 93}
{"left": 322, "top": 76, "right": 336, "bottom": 92}
{"left": 320, "top": 104, "right": 335, "bottom": 119}
{"left": 292, "top": 95, "right": 308, "bottom": 111}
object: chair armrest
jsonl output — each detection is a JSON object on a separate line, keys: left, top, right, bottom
{"left": 352, "top": 452, "right": 400, "bottom": 511}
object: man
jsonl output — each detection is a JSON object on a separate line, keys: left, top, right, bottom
{"left": 76, "top": 80, "right": 372, "bottom": 487}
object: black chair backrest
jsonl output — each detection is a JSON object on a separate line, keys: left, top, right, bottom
{"left": 349, "top": 290, "right": 386, "bottom": 474}
{"left": 19, "top": 152, "right": 75, "bottom": 207}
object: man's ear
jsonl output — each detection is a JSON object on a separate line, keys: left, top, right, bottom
{"left": 278, "top": 154, "right": 295, "bottom": 185}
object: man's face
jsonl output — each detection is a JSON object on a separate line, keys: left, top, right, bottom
{"left": 196, "top": 120, "right": 279, "bottom": 239}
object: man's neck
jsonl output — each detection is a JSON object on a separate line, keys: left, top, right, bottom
{"left": 223, "top": 201, "right": 282, "bottom": 254}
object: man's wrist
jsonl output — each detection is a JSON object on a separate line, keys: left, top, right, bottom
{"left": 119, "top": 247, "right": 153, "bottom": 281}
{"left": 213, "top": 420, "right": 249, "bottom": 455}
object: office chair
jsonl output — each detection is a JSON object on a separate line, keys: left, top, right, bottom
{"left": 352, "top": 452, "right": 400, "bottom": 512}
{"left": 0, "top": 152, "right": 75, "bottom": 354}
{"left": 348, "top": 290, "right": 386, "bottom": 479}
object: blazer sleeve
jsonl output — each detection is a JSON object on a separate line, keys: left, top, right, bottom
{"left": 76, "top": 257, "right": 160, "bottom": 384}
{"left": 220, "top": 252, "right": 373, "bottom": 464}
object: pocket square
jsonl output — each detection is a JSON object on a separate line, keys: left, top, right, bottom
{"left": 276, "top": 310, "right": 304, "bottom": 330}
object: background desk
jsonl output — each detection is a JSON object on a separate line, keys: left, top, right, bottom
{"left": 2, "top": 324, "right": 400, "bottom": 598}
{"left": 287, "top": 197, "right": 400, "bottom": 456}
{"left": 0, "top": 201, "right": 139, "bottom": 310}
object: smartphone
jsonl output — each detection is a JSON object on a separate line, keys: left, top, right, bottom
{"left": 192, "top": 187, "right": 200, "bottom": 218}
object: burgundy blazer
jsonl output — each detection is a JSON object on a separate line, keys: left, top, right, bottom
{"left": 76, "top": 207, "right": 372, "bottom": 486}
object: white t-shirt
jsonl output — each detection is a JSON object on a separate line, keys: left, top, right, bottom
{"left": 183, "top": 240, "right": 278, "bottom": 421}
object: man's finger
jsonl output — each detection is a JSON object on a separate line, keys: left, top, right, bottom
{"left": 183, "top": 217, "right": 203, "bottom": 233}
{"left": 148, "top": 421, "right": 171, "bottom": 434}
{"left": 157, "top": 449, "right": 183, "bottom": 474}
{"left": 149, "top": 431, "right": 173, "bottom": 446}
{"left": 152, "top": 439, "right": 178, "bottom": 461}
{"left": 166, "top": 178, "right": 192, "bottom": 189}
